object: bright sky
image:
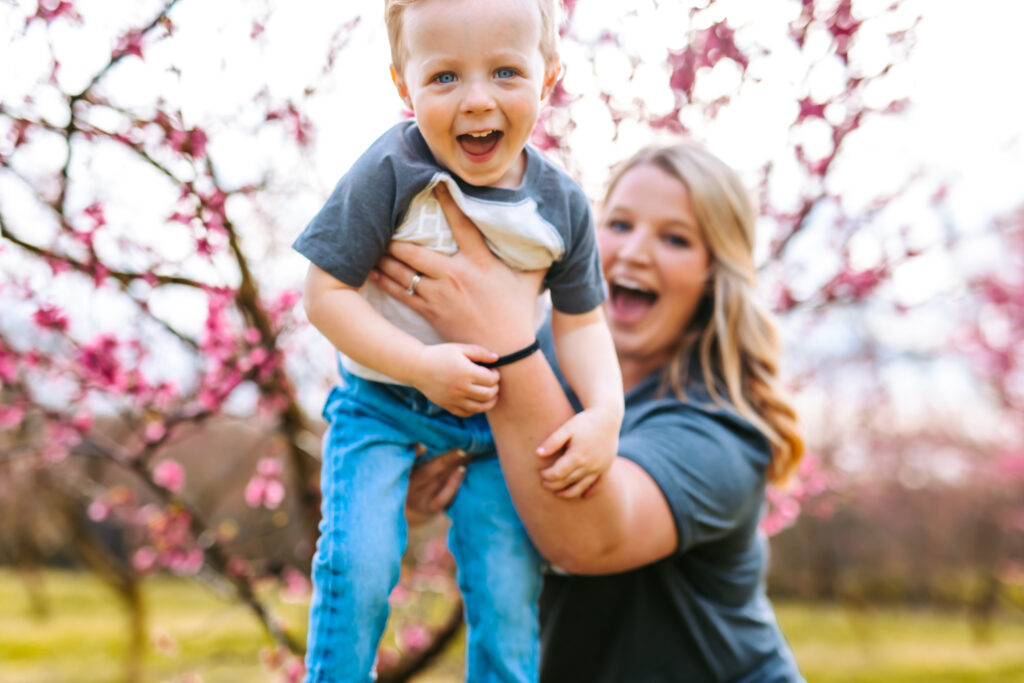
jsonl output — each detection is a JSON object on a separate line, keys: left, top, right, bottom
{"left": 1, "top": 0, "right": 1021, "bottom": 435}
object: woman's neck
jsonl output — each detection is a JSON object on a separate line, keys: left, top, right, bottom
{"left": 618, "top": 353, "right": 667, "bottom": 393}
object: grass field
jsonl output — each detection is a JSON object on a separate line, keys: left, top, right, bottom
{"left": 2, "top": 570, "right": 1023, "bottom": 682}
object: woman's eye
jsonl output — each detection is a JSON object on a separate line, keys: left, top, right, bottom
{"left": 435, "top": 72, "right": 456, "bottom": 84}
{"left": 496, "top": 67, "right": 517, "bottom": 79}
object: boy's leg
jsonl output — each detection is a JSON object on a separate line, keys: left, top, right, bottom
{"left": 305, "top": 385, "right": 415, "bottom": 683}
{"left": 446, "top": 449, "right": 542, "bottom": 683}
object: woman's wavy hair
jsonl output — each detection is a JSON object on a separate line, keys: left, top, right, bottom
{"left": 603, "top": 143, "right": 804, "bottom": 484}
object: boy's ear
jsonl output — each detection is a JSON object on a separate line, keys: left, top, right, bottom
{"left": 541, "top": 58, "right": 562, "bottom": 101}
{"left": 390, "top": 65, "right": 413, "bottom": 111}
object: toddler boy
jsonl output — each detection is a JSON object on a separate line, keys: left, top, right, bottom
{"left": 293, "top": 0, "right": 623, "bottom": 680}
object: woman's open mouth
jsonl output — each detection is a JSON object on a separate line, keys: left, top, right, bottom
{"left": 608, "top": 281, "right": 657, "bottom": 324}
{"left": 458, "top": 130, "right": 503, "bottom": 158}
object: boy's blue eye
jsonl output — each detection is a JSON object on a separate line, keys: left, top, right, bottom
{"left": 664, "top": 234, "right": 690, "bottom": 247}
{"left": 435, "top": 72, "right": 456, "bottom": 84}
{"left": 607, "top": 220, "right": 631, "bottom": 232}
{"left": 496, "top": 67, "right": 517, "bottom": 79}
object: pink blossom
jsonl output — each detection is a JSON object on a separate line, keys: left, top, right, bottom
{"left": 82, "top": 201, "right": 106, "bottom": 228}
{"left": 153, "top": 459, "right": 185, "bottom": 493}
{"left": 166, "top": 547, "right": 204, "bottom": 575}
{"left": 42, "top": 422, "right": 81, "bottom": 462}
{"left": 132, "top": 547, "right": 158, "bottom": 572}
{"left": 797, "top": 97, "right": 827, "bottom": 123}
{"left": 87, "top": 499, "right": 110, "bottom": 522}
{"left": 398, "top": 623, "right": 430, "bottom": 652}
{"left": 77, "top": 334, "right": 127, "bottom": 392}
{"left": 28, "top": 0, "right": 80, "bottom": 26}
{"left": 168, "top": 127, "right": 207, "bottom": 158}
{"left": 244, "top": 476, "right": 285, "bottom": 509}
{"left": 0, "top": 405, "right": 24, "bottom": 429}
{"left": 114, "top": 29, "right": 146, "bottom": 60}
{"left": 257, "top": 458, "right": 283, "bottom": 478}
{"left": 0, "top": 350, "right": 17, "bottom": 382}
{"left": 226, "top": 555, "right": 251, "bottom": 579}
{"left": 33, "top": 304, "right": 70, "bottom": 332}
{"left": 144, "top": 420, "right": 167, "bottom": 443}
{"left": 280, "top": 567, "right": 311, "bottom": 603}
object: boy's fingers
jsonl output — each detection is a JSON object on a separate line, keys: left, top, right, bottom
{"left": 433, "top": 184, "right": 490, "bottom": 257}
{"left": 537, "top": 423, "right": 571, "bottom": 458}
{"left": 464, "top": 383, "right": 498, "bottom": 402}
{"left": 461, "top": 344, "right": 500, "bottom": 367}
{"left": 558, "top": 474, "right": 598, "bottom": 499}
{"left": 541, "top": 453, "right": 581, "bottom": 481}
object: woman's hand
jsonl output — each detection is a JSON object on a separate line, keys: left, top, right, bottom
{"left": 404, "top": 448, "right": 469, "bottom": 527}
{"left": 370, "top": 184, "right": 545, "bottom": 354}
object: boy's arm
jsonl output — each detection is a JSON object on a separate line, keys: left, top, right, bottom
{"left": 303, "top": 263, "right": 500, "bottom": 416}
{"left": 540, "top": 306, "right": 624, "bottom": 497}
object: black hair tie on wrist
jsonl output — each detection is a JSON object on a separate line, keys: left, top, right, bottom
{"left": 474, "top": 339, "right": 540, "bottom": 369}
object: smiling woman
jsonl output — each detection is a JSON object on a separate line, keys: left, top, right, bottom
{"left": 383, "top": 140, "right": 807, "bottom": 681}
{"left": 598, "top": 161, "right": 712, "bottom": 391}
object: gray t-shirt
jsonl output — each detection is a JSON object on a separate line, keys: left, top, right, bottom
{"left": 293, "top": 121, "right": 605, "bottom": 383}
{"left": 537, "top": 325, "right": 804, "bottom": 682}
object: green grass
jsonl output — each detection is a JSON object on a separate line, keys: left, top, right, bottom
{"left": 2, "top": 570, "right": 1024, "bottom": 682}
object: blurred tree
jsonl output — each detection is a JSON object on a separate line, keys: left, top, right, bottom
{"left": 2, "top": 0, "right": 1018, "bottom": 679}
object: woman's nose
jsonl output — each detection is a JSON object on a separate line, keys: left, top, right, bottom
{"left": 618, "top": 227, "right": 652, "bottom": 264}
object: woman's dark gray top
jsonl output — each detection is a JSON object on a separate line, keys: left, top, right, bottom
{"left": 538, "top": 339, "right": 804, "bottom": 682}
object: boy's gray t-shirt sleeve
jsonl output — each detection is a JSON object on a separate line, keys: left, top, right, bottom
{"left": 292, "top": 124, "right": 433, "bottom": 288}
{"left": 535, "top": 168, "right": 606, "bottom": 315}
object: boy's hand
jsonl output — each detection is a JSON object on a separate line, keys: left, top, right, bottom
{"left": 536, "top": 407, "right": 620, "bottom": 499}
{"left": 412, "top": 343, "right": 500, "bottom": 417}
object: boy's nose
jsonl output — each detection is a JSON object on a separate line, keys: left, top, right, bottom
{"left": 460, "top": 81, "right": 496, "bottom": 114}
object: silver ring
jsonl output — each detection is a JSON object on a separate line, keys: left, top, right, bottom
{"left": 406, "top": 273, "right": 422, "bottom": 296}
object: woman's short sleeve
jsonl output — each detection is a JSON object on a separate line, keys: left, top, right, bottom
{"left": 616, "top": 402, "right": 770, "bottom": 554}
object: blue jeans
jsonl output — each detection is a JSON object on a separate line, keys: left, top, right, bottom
{"left": 304, "top": 371, "right": 541, "bottom": 682}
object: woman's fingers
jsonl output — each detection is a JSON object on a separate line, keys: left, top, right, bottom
{"left": 387, "top": 239, "right": 450, "bottom": 280}
{"left": 405, "top": 448, "right": 469, "bottom": 525}
{"left": 369, "top": 266, "right": 429, "bottom": 314}
{"left": 433, "top": 183, "right": 491, "bottom": 258}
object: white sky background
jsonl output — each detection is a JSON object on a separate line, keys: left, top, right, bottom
{"left": 1, "top": 0, "right": 1021, "bottom": 444}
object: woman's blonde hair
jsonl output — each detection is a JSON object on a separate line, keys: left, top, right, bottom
{"left": 385, "top": 0, "right": 560, "bottom": 75}
{"left": 603, "top": 143, "right": 804, "bottom": 484}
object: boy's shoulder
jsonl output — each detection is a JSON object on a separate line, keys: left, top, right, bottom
{"left": 352, "top": 120, "right": 437, "bottom": 175}
{"left": 521, "top": 145, "right": 591, "bottom": 217}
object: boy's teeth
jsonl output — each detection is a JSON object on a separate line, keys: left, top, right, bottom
{"left": 468, "top": 130, "right": 494, "bottom": 137}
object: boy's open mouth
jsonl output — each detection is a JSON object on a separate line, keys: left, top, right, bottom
{"left": 458, "top": 130, "right": 503, "bottom": 157}
{"left": 609, "top": 282, "right": 658, "bottom": 323}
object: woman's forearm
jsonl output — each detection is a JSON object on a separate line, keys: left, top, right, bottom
{"left": 485, "top": 352, "right": 634, "bottom": 572}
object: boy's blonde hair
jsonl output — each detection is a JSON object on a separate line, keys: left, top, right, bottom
{"left": 385, "top": 0, "right": 560, "bottom": 75}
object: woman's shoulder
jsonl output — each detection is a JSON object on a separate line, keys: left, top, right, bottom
{"left": 621, "top": 371, "right": 772, "bottom": 483}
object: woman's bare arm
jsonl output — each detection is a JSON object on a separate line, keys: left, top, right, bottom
{"left": 377, "top": 185, "right": 678, "bottom": 574}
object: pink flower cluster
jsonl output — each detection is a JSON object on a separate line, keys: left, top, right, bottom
{"left": 27, "top": 0, "right": 80, "bottom": 26}
{"left": 152, "top": 458, "right": 186, "bottom": 493}
{"left": 32, "top": 304, "right": 69, "bottom": 332}
{"left": 245, "top": 458, "right": 285, "bottom": 509}
{"left": 760, "top": 453, "right": 832, "bottom": 537}
{"left": 153, "top": 111, "right": 208, "bottom": 159}
{"left": 266, "top": 103, "right": 314, "bottom": 147}
{"left": 132, "top": 505, "right": 203, "bottom": 575}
